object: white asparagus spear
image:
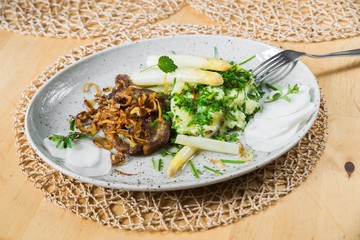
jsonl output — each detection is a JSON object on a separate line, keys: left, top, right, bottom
{"left": 167, "top": 145, "right": 198, "bottom": 177}
{"left": 175, "top": 135, "right": 240, "bottom": 155}
{"left": 131, "top": 67, "right": 224, "bottom": 86}
{"left": 167, "top": 135, "right": 254, "bottom": 177}
{"left": 146, "top": 55, "right": 232, "bottom": 71}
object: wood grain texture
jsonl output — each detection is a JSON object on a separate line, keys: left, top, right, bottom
{"left": 1, "top": 4, "right": 359, "bottom": 240}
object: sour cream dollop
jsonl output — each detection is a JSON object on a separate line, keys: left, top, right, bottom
{"left": 244, "top": 85, "right": 316, "bottom": 152}
{"left": 43, "top": 138, "right": 111, "bottom": 176}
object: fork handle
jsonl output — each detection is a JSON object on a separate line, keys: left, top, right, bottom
{"left": 308, "top": 48, "right": 360, "bottom": 58}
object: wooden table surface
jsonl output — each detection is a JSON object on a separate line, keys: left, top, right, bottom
{"left": 1, "top": 5, "right": 360, "bottom": 240}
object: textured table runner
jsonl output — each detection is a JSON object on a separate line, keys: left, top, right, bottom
{"left": 14, "top": 24, "right": 328, "bottom": 231}
{"left": 1, "top": 0, "right": 359, "bottom": 41}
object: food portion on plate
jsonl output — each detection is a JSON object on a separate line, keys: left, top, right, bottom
{"left": 245, "top": 85, "right": 316, "bottom": 152}
{"left": 43, "top": 53, "right": 316, "bottom": 178}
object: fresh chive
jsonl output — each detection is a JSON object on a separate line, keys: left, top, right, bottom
{"left": 189, "top": 160, "right": 200, "bottom": 179}
{"left": 265, "top": 83, "right": 278, "bottom": 91}
{"left": 214, "top": 46, "right": 218, "bottom": 59}
{"left": 238, "top": 55, "right": 256, "bottom": 65}
{"left": 143, "top": 85, "right": 159, "bottom": 88}
{"left": 160, "top": 148, "right": 176, "bottom": 157}
{"left": 139, "top": 64, "right": 157, "bottom": 73}
{"left": 151, "top": 157, "right": 156, "bottom": 169}
{"left": 203, "top": 166, "right": 223, "bottom": 175}
{"left": 220, "top": 159, "right": 246, "bottom": 164}
{"left": 158, "top": 158, "right": 163, "bottom": 171}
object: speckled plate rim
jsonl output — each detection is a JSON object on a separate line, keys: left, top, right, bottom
{"left": 24, "top": 35, "right": 320, "bottom": 191}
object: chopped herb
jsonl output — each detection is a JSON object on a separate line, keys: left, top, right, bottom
{"left": 158, "top": 159, "right": 163, "bottom": 171}
{"left": 220, "top": 159, "right": 246, "bottom": 164}
{"left": 214, "top": 133, "right": 238, "bottom": 142}
{"left": 203, "top": 166, "right": 223, "bottom": 175}
{"left": 69, "top": 118, "right": 75, "bottom": 131}
{"left": 158, "top": 56, "right": 178, "bottom": 73}
{"left": 160, "top": 148, "right": 177, "bottom": 157}
{"left": 264, "top": 83, "right": 278, "bottom": 91}
{"left": 214, "top": 46, "right": 218, "bottom": 59}
{"left": 189, "top": 160, "right": 200, "bottom": 179}
{"left": 139, "top": 64, "right": 157, "bottom": 73}
{"left": 150, "top": 119, "right": 159, "bottom": 128}
{"left": 49, "top": 131, "right": 91, "bottom": 149}
{"left": 265, "top": 84, "right": 300, "bottom": 103}
{"left": 238, "top": 55, "right": 256, "bottom": 65}
{"left": 151, "top": 157, "right": 156, "bottom": 169}
{"left": 170, "top": 50, "right": 176, "bottom": 54}
{"left": 162, "top": 111, "right": 174, "bottom": 121}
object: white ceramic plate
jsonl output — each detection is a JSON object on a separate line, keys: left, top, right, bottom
{"left": 25, "top": 35, "right": 320, "bottom": 191}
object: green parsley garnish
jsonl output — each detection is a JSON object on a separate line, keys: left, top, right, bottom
{"left": 158, "top": 56, "right": 178, "bottom": 73}
{"left": 48, "top": 119, "right": 91, "bottom": 149}
{"left": 203, "top": 166, "right": 223, "bottom": 175}
{"left": 265, "top": 84, "right": 300, "bottom": 103}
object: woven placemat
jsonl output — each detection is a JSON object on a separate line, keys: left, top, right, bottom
{"left": 14, "top": 24, "right": 328, "bottom": 231}
{"left": 188, "top": 0, "right": 360, "bottom": 42}
{"left": 1, "top": 0, "right": 359, "bottom": 41}
{"left": 0, "top": 0, "right": 186, "bottom": 38}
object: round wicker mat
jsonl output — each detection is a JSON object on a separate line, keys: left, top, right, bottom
{"left": 188, "top": 0, "right": 360, "bottom": 42}
{"left": 1, "top": 0, "right": 359, "bottom": 42}
{"left": 14, "top": 24, "right": 328, "bottom": 231}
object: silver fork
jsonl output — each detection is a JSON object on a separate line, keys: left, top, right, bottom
{"left": 253, "top": 48, "right": 360, "bottom": 82}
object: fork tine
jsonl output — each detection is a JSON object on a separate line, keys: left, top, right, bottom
{"left": 252, "top": 51, "right": 284, "bottom": 75}
{"left": 255, "top": 60, "right": 290, "bottom": 82}
{"left": 254, "top": 57, "right": 287, "bottom": 79}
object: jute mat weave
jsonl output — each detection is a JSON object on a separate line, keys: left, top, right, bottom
{"left": 13, "top": 24, "right": 328, "bottom": 231}
{"left": 1, "top": 0, "right": 359, "bottom": 41}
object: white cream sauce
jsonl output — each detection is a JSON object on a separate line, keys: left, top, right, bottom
{"left": 43, "top": 138, "right": 111, "bottom": 176}
{"left": 244, "top": 85, "right": 316, "bottom": 152}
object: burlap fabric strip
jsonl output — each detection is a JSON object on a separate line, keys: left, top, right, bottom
{"left": 14, "top": 24, "right": 328, "bottom": 231}
{"left": 1, "top": 0, "right": 359, "bottom": 42}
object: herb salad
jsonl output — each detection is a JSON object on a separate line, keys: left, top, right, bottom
{"left": 171, "top": 60, "right": 262, "bottom": 139}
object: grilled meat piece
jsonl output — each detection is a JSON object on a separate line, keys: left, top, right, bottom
{"left": 77, "top": 74, "right": 171, "bottom": 156}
